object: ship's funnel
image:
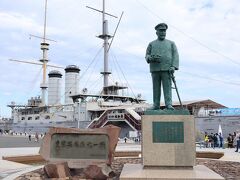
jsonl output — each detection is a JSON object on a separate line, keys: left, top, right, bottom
{"left": 48, "top": 70, "right": 62, "bottom": 105}
{"left": 64, "top": 65, "right": 80, "bottom": 110}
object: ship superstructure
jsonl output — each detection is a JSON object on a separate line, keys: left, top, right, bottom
{"left": 7, "top": 65, "right": 82, "bottom": 133}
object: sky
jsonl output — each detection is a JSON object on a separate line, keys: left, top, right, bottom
{"left": 1, "top": 0, "right": 240, "bottom": 118}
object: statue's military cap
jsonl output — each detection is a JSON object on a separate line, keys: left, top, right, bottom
{"left": 155, "top": 23, "right": 168, "bottom": 30}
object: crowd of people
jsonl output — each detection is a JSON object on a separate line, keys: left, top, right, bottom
{"left": 28, "top": 132, "right": 41, "bottom": 142}
{"left": 204, "top": 132, "right": 224, "bottom": 148}
{"left": 204, "top": 131, "right": 240, "bottom": 152}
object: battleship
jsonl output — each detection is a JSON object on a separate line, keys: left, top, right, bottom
{"left": 3, "top": 0, "right": 240, "bottom": 138}
{"left": 6, "top": 0, "right": 149, "bottom": 138}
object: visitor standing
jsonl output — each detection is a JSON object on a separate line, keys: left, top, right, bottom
{"left": 235, "top": 137, "right": 240, "bottom": 152}
{"left": 219, "top": 133, "right": 223, "bottom": 148}
{"left": 213, "top": 133, "right": 218, "bottom": 148}
{"left": 234, "top": 131, "right": 240, "bottom": 152}
{"left": 35, "top": 132, "right": 39, "bottom": 142}
{"left": 28, "top": 134, "right": 31, "bottom": 141}
{"left": 227, "top": 134, "right": 233, "bottom": 148}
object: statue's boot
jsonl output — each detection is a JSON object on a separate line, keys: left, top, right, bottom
{"left": 165, "top": 105, "right": 174, "bottom": 110}
{"left": 147, "top": 106, "right": 160, "bottom": 110}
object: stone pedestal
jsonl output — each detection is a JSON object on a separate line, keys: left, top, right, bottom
{"left": 142, "top": 114, "right": 195, "bottom": 167}
{"left": 120, "top": 164, "right": 224, "bottom": 180}
{"left": 120, "top": 111, "right": 224, "bottom": 180}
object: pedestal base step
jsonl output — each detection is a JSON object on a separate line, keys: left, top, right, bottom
{"left": 120, "top": 164, "right": 224, "bottom": 180}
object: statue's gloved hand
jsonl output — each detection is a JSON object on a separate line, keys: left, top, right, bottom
{"left": 147, "top": 56, "right": 153, "bottom": 63}
{"left": 147, "top": 55, "right": 161, "bottom": 63}
{"left": 152, "top": 55, "right": 161, "bottom": 63}
{"left": 169, "top": 66, "right": 175, "bottom": 74}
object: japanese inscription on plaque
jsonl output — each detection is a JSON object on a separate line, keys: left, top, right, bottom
{"left": 50, "top": 133, "right": 109, "bottom": 159}
{"left": 152, "top": 122, "right": 184, "bottom": 143}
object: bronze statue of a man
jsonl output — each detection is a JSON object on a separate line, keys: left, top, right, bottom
{"left": 146, "top": 23, "right": 179, "bottom": 110}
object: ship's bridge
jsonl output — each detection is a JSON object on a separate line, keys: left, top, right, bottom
{"left": 103, "top": 84, "right": 127, "bottom": 95}
{"left": 71, "top": 94, "right": 145, "bottom": 104}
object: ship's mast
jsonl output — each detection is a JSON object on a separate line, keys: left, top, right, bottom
{"left": 9, "top": 0, "right": 63, "bottom": 106}
{"left": 39, "top": 0, "right": 49, "bottom": 106}
{"left": 87, "top": 0, "right": 120, "bottom": 94}
{"left": 99, "top": 0, "right": 112, "bottom": 93}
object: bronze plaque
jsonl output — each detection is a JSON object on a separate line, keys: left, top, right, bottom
{"left": 50, "top": 133, "right": 109, "bottom": 159}
{"left": 152, "top": 122, "right": 184, "bottom": 143}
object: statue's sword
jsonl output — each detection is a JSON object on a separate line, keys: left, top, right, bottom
{"left": 170, "top": 71, "right": 183, "bottom": 109}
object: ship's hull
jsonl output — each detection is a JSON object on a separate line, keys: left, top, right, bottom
{"left": 8, "top": 120, "right": 91, "bottom": 134}
{"left": 5, "top": 114, "right": 240, "bottom": 139}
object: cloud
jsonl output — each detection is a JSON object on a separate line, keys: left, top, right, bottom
{"left": 0, "top": 12, "right": 38, "bottom": 30}
{"left": 1, "top": 0, "right": 240, "bottom": 117}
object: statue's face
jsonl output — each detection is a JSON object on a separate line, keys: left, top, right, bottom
{"left": 156, "top": 29, "right": 166, "bottom": 40}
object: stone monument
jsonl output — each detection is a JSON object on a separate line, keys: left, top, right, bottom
{"left": 40, "top": 125, "right": 120, "bottom": 179}
{"left": 120, "top": 23, "right": 224, "bottom": 180}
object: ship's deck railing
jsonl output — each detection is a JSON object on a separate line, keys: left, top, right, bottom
{"left": 88, "top": 108, "right": 141, "bottom": 131}
{"left": 124, "top": 113, "right": 141, "bottom": 131}
{"left": 87, "top": 109, "right": 110, "bottom": 129}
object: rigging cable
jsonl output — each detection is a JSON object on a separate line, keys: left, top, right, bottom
{"left": 26, "top": 67, "right": 43, "bottom": 96}
{"left": 82, "top": 49, "right": 102, "bottom": 89}
{"left": 135, "top": 0, "right": 240, "bottom": 67}
{"left": 56, "top": 46, "right": 103, "bottom": 101}
{"left": 110, "top": 52, "right": 125, "bottom": 86}
{"left": 111, "top": 50, "right": 140, "bottom": 103}
{"left": 50, "top": 47, "right": 103, "bottom": 116}
{"left": 109, "top": 75, "right": 116, "bottom": 86}
{"left": 114, "top": 43, "right": 240, "bottom": 87}
{"left": 180, "top": 71, "right": 240, "bottom": 86}
{"left": 87, "top": 75, "right": 104, "bottom": 93}
{"left": 79, "top": 46, "right": 103, "bottom": 80}
{"left": 58, "top": 43, "right": 103, "bottom": 65}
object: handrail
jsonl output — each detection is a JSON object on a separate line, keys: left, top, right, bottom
{"left": 89, "top": 110, "right": 142, "bottom": 130}
{"left": 124, "top": 113, "right": 141, "bottom": 130}
{"left": 125, "top": 116, "right": 137, "bottom": 128}
{"left": 88, "top": 110, "right": 107, "bottom": 128}
{"left": 94, "top": 113, "right": 108, "bottom": 127}
{"left": 88, "top": 110, "right": 110, "bottom": 128}
{"left": 125, "top": 113, "right": 141, "bottom": 126}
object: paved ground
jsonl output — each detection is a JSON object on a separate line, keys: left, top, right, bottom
{"left": 0, "top": 136, "right": 141, "bottom": 179}
{"left": 0, "top": 135, "right": 43, "bottom": 148}
{"left": 197, "top": 146, "right": 240, "bottom": 162}
{"left": 0, "top": 147, "right": 40, "bottom": 179}
{"left": 1, "top": 146, "right": 240, "bottom": 180}
{"left": 0, "top": 135, "right": 42, "bottom": 179}
{"left": 1, "top": 135, "right": 240, "bottom": 179}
